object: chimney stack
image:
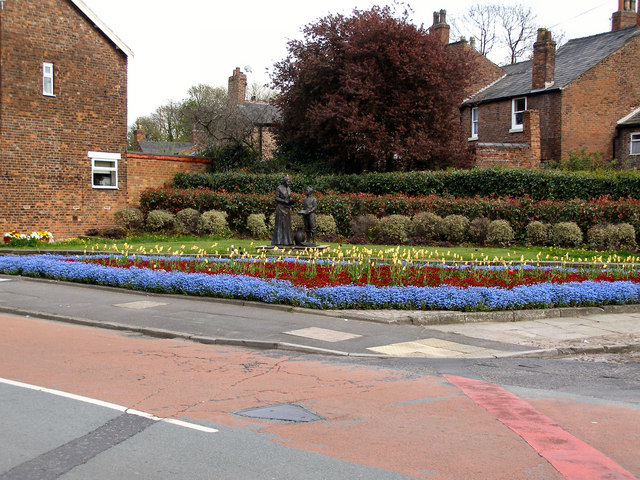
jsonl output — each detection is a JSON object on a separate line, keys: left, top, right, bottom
{"left": 430, "top": 9, "right": 450, "bottom": 46}
{"left": 532, "top": 28, "right": 556, "bottom": 91}
{"left": 612, "top": 0, "right": 637, "bottom": 31}
{"left": 228, "top": 67, "right": 247, "bottom": 107}
{"left": 133, "top": 123, "right": 146, "bottom": 151}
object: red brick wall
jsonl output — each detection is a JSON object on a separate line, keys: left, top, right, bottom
{"left": 126, "top": 153, "right": 209, "bottom": 207}
{"left": 446, "top": 41, "right": 505, "bottom": 100}
{"left": 616, "top": 126, "right": 640, "bottom": 167}
{"left": 473, "top": 110, "right": 541, "bottom": 168}
{"left": 0, "top": 0, "right": 129, "bottom": 239}
{"left": 560, "top": 34, "right": 640, "bottom": 161}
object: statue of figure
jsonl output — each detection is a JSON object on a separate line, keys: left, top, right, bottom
{"left": 271, "top": 176, "right": 294, "bottom": 246}
{"left": 299, "top": 187, "right": 317, "bottom": 246}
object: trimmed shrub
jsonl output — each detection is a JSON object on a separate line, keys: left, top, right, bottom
{"left": 613, "top": 223, "right": 638, "bottom": 252}
{"left": 246, "top": 214, "right": 268, "bottom": 239}
{"left": 113, "top": 208, "right": 144, "bottom": 230}
{"left": 139, "top": 187, "right": 640, "bottom": 240}
{"left": 171, "top": 168, "right": 640, "bottom": 201}
{"left": 146, "top": 210, "right": 177, "bottom": 233}
{"left": 175, "top": 208, "right": 201, "bottom": 234}
{"left": 526, "top": 221, "right": 550, "bottom": 246}
{"left": 550, "top": 222, "right": 583, "bottom": 248}
{"left": 316, "top": 214, "right": 338, "bottom": 238}
{"left": 99, "top": 226, "right": 127, "bottom": 239}
{"left": 468, "top": 217, "right": 490, "bottom": 245}
{"left": 411, "top": 212, "right": 443, "bottom": 242}
{"left": 589, "top": 223, "right": 638, "bottom": 252}
{"left": 374, "top": 215, "right": 411, "bottom": 245}
{"left": 587, "top": 224, "right": 610, "bottom": 251}
{"left": 486, "top": 220, "right": 515, "bottom": 247}
{"left": 350, "top": 214, "right": 379, "bottom": 241}
{"left": 441, "top": 215, "right": 470, "bottom": 243}
{"left": 198, "top": 210, "right": 229, "bottom": 236}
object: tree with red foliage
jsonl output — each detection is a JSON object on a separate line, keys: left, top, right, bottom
{"left": 271, "top": 6, "right": 476, "bottom": 173}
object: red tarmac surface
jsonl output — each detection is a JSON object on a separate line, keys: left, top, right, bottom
{"left": 1, "top": 313, "right": 638, "bottom": 479}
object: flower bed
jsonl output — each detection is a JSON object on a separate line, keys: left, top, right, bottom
{"left": 0, "top": 254, "right": 639, "bottom": 311}
{"left": 3, "top": 230, "right": 53, "bottom": 244}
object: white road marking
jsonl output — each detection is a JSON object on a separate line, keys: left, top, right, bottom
{"left": 0, "top": 377, "right": 218, "bottom": 433}
{"left": 285, "top": 327, "right": 362, "bottom": 342}
{"left": 113, "top": 300, "right": 168, "bottom": 310}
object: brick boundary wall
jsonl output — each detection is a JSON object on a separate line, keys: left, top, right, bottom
{"left": 126, "top": 153, "right": 210, "bottom": 208}
{"left": 474, "top": 110, "right": 542, "bottom": 168}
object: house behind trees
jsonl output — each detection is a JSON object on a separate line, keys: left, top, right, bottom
{"left": 459, "top": 0, "right": 640, "bottom": 168}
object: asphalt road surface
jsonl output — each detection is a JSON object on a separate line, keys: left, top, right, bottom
{"left": 1, "top": 314, "right": 638, "bottom": 479}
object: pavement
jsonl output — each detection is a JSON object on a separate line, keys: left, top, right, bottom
{"left": 0, "top": 274, "right": 639, "bottom": 359}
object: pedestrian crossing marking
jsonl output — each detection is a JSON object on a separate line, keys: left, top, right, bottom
{"left": 285, "top": 327, "right": 362, "bottom": 343}
{"left": 113, "top": 300, "right": 168, "bottom": 310}
{"left": 368, "top": 338, "right": 504, "bottom": 357}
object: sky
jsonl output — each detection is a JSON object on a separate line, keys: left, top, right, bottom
{"left": 80, "top": 0, "right": 619, "bottom": 126}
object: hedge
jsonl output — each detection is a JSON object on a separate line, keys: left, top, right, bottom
{"left": 139, "top": 187, "right": 640, "bottom": 240}
{"left": 171, "top": 169, "right": 640, "bottom": 201}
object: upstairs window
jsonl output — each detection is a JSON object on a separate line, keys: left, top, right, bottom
{"left": 90, "top": 152, "right": 119, "bottom": 189}
{"left": 470, "top": 107, "right": 479, "bottom": 139}
{"left": 43, "top": 62, "right": 54, "bottom": 96}
{"left": 631, "top": 133, "right": 640, "bottom": 155}
{"left": 511, "top": 97, "right": 527, "bottom": 131}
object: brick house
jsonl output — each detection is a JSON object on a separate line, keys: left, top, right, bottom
{"left": 429, "top": 10, "right": 505, "bottom": 101}
{"left": 227, "top": 68, "right": 280, "bottom": 159}
{"left": 0, "top": 0, "right": 133, "bottom": 239}
{"left": 461, "top": 0, "right": 640, "bottom": 168}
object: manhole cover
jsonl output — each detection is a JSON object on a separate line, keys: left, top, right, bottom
{"left": 235, "top": 403, "right": 322, "bottom": 423}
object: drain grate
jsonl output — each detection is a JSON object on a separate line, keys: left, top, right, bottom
{"left": 235, "top": 403, "right": 322, "bottom": 423}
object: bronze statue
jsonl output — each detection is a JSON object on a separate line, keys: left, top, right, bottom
{"left": 271, "top": 176, "right": 294, "bottom": 246}
{"left": 299, "top": 187, "right": 317, "bottom": 245}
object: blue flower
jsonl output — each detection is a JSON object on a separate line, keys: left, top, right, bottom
{"left": 0, "top": 254, "right": 638, "bottom": 311}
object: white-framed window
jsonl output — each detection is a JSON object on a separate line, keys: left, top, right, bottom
{"left": 511, "top": 97, "right": 527, "bottom": 131}
{"left": 43, "top": 62, "right": 54, "bottom": 96}
{"left": 90, "top": 151, "right": 120, "bottom": 189}
{"left": 470, "top": 107, "right": 479, "bottom": 139}
{"left": 631, "top": 133, "right": 640, "bottom": 155}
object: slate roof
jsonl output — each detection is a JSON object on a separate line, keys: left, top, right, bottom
{"left": 466, "top": 26, "right": 640, "bottom": 105}
{"left": 138, "top": 141, "right": 194, "bottom": 156}
{"left": 239, "top": 102, "right": 281, "bottom": 125}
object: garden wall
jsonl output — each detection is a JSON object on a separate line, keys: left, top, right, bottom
{"left": 126, "top": 153, "right": 210, "bottom": 207}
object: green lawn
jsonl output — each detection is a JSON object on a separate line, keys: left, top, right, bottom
{"left": 2, "top": 234, "right": 638, "bottom": 265}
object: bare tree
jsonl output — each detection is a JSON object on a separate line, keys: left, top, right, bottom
{"left": 247, "top": 82, "right": 278, "bottom": 103}
{"left": 454, "top": 3, "right": 539, "bottom": 65}
{"left": 151, "top": 100, "right": 191, "bottom": 142}
{"left": 497, "top": 4, "right": 538, "bottom": 64}
{"left": 451, "top": 4, "right": 498, "bottom": 57}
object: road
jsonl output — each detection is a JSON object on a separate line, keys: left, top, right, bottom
{"left": 1, "top": 313, "right": 638, "bottom": 479}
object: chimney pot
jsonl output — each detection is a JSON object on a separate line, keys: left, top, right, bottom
{"left": 430, "top": 8, "right": 450, "bottom": 45}
{"left": 612, "top": 0, "right": 638, "bottom": 30}
{"left": 532, "top": 28, "right": 556, "bottom": 91}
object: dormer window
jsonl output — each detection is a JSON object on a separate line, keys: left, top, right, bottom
{"left": 511, "top": 97, "right": 527, "bottom": 131}
{"left": 43, "top": 62, "right": 54, "bottom": 96}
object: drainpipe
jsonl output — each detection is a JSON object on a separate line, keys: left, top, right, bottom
{"left": 612, "top": 127, "right": 620, "bottom": 163}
